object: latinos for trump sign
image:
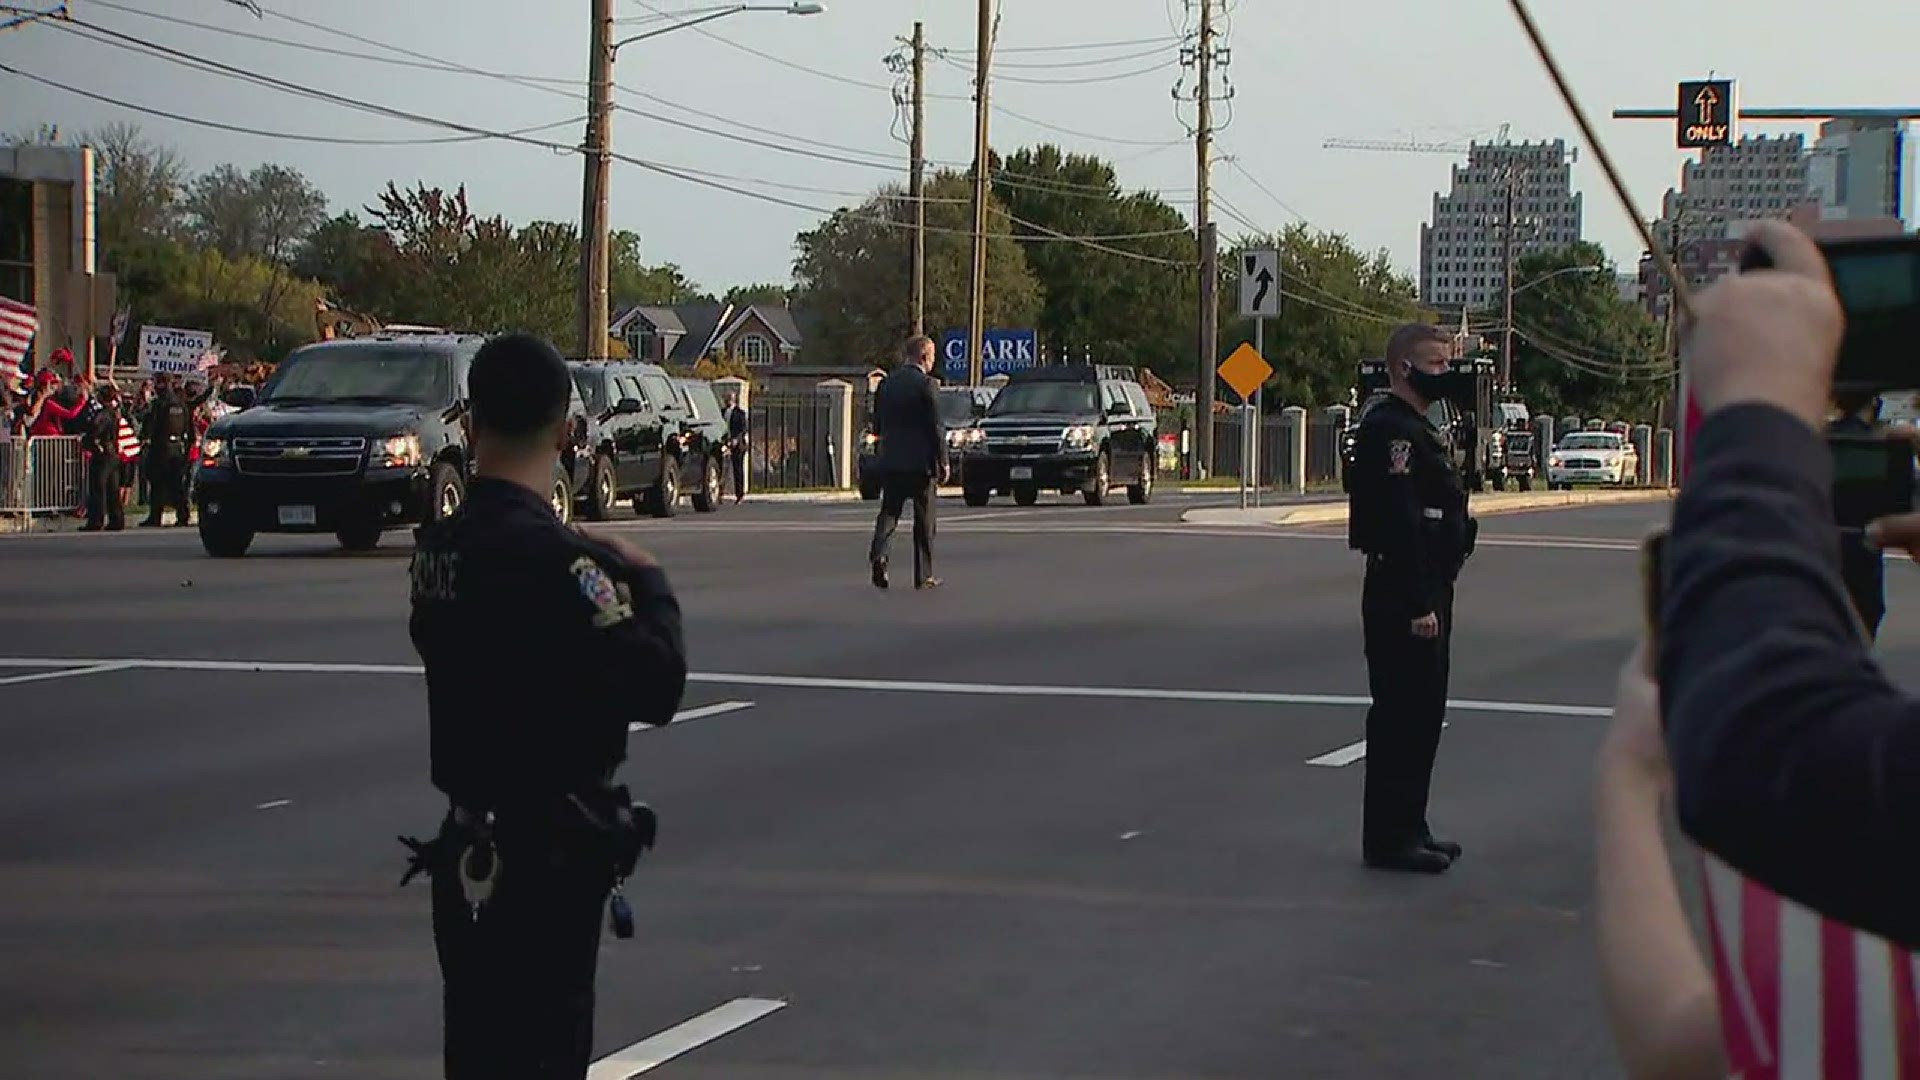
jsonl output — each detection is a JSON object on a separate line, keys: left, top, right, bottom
{"left": 940, "top": 328, "right": 1039, "bottom": 381}
{"left": 138, "top": 326, "right": 215, "bottom": 376}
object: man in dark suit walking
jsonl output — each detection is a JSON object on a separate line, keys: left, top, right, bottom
{"left": 868, "top": 335, "right": 949, "bottom": 591}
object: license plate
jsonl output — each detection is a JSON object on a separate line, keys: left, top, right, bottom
{"left": 278, "top": 505, "right": 317, "bottom": 526}
{"left": 1010, "top": 466, "right": 1033, "bottom": 481}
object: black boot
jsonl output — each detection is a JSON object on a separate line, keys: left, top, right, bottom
{"left": 1364, "top": 843, "right": 1453, "bottom": 874}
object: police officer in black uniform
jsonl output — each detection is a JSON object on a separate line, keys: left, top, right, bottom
{"left": 140, "top": 375, "right": 192, "bottom": 527}
{"left": 405, "top": 333, "right": 687, "bottom": 1079}
{"left": 81, "top": 382, "right": 126, "bottom": 532}
{"left": 1347, "top": 323, "right": 1477, "bottom": 874}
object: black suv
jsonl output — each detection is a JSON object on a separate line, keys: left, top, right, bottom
{"left": 567, "top": 361, "right": 688, "bottom": 519}
{"left": 193, "top": 334, "right": 486, "bottom": 557}
{"left": 671, "top": 377, "right": 730, "bottom": 512}
{"left": 958, "top": 366, "right": 1156, "bottom": 507}
{"left": 858, "top": 385, "right": 995, "bottom": 500}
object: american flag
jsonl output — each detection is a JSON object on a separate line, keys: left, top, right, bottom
{"left": 0, "top": 297, "right": 35, "bottom": 382}
{"left": 116, "top": 416, "right": 140, "bottom": 462}
{"left": 1702, "top": 852, "right": 1920, "bottom": 1077}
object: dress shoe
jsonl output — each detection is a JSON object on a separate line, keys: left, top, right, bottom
{"left": 870, "top": 559, "right": 889, "bottom": 590}
{"left": 1364, "top": 844, "right": 1453, "bottom": 874}
{"left": 1422, "top": 832, "right": 1463, "bottom": 860}
{"left": 915, "top": 578, "right": 942, "bottom": 591}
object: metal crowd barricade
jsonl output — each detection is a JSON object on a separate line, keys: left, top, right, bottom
{"left": 748, "top": 393, "right": 835, "bottom": 491}
{"left": 0, "top": 435, "right": 87, "bottom": 526}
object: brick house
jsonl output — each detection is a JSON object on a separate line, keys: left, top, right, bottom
{"left": 611, "top": 301, "right": 805, "bottom": 367}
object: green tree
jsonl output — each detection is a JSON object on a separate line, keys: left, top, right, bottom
{"left": 152, "top": 246, "right": 323, "bottom": 362}
{"left": 1508, "top": 242, "right": 1667, "bottom": 422}
{"left": 610, "top": 231, "right": 711, "bottom": 307}
{"left": 992, "top": 145, "right": 1196, "bottom": 375}
{"left": 1218, "top": 223, "right": 1425, "bottom": 407}
{"left": 794, "top": 171, "right": 1042, "bottom": 366}
{"left": 724, "top": 282, "right": 792, "bottom": 307}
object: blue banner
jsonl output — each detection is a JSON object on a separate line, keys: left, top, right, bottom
{"left": 940, "top": 329, "right": 1039, "bottom": 381}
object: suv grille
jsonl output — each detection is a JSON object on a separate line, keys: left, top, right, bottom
{"left": 982, "top": 422, "right": 1067, "bottom": 456}
{"left": 234, "top": 436, "right": 368, "bottom": 477}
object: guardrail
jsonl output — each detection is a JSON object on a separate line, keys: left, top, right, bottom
{"left": 1, "top": 435, "right": 87, "bottom": 520}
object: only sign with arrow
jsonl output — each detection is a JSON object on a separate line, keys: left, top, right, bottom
{"left": 1677, "top": 79, "right": 1734, "bottom": 149}
{"left": 1239, "top": 248, "right": 1280, "bottom": 320}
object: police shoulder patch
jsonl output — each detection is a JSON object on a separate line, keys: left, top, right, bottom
{"left": 570, "top": 556, "right": 634, "bottom": 628}
{"left": 1388, "top": 439, "right": 1412, "bottom": 475}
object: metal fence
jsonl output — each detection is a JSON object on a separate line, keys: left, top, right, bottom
{"left": 0, "top": 435, "right": 86, "bottom": 516}
{"left": 748, "top": 392, "right": 837, "bottom": 491}
{"left": 1306, "top": 418, "right": 1344, "bottom": 486}
{"left": 1208, "top": 411, "right": 1311, "bottom": 487}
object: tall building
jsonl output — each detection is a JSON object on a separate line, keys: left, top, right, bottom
{"left": 1642, "top": 134, "right": 1816, "bottom": 315}
{"left": 1419, "top": 140, "right": 1582, "bottom": 312}
{"left": 1809, "top": 118, "right": 1914, "bottom": 224}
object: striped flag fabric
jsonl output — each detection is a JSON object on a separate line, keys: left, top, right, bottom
{"left": 0, "top": 297, "right": 35, "bottom": 382}
{"left": 116, "top": 416, "right": 140, "bottom": 462}
{"left": 1701, "top": 852, "right": 1920, "bottom": 1078}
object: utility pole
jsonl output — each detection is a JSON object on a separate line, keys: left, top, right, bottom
{"left": 577, "top": 0, "right": 614, "bottom": 361}
{"left": 909, "top": 20, "right": 927, "bottom": 338}
{"left": 1500, "top": 175, "right": 1515, "bottom": 391}
{"left": 1192, "top": 0, "right": 1220, "bottom": 475}
{"left": 965, "top": 0, "right": 994, "bottom": 388}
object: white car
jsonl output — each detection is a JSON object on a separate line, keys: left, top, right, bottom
{"left": 1548, "top": 431, "right": 1640, "bottom": 488}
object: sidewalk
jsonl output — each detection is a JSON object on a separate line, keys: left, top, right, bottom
{"left": 1181, "top": 487, "right": 1677, "bottom": 527}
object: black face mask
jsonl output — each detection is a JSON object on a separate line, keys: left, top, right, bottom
{"left": 1404, "top": 365, "right": 1452, "bottom": 404}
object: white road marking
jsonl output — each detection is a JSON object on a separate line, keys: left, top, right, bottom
{"left": 1305, "top": 740, "right": 1368, "bottom": 768}
{"left": 636, "top": 700, "right": 755, "bottom": 732}
{"left": 0, "top": 657, "right": 1614, "bottom": 719}
{"left": 586, "top": 998, "right": 786, "bottom": 1079}
{"left": 0, "top": 661, "right": 138, "bottom": 688}
{"left": 255, "top": 799, "right": 291, "bottom": 810}
{"left": 1118, "top": 830, "right": 1144, "bottom": 841}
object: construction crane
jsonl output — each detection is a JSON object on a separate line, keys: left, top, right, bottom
{"left": 1321, "top": 124, "right": 1512, "bottom": 156}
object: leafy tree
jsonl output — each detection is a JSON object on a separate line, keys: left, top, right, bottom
{"left": 794, "top": 170, "right": 1042, "bottom": 366}
{"left": 1218, "top": 223, "right": 1425, "bottom": 407}
{"left": 1507, "top": 242, "right": 1667, "bottom": 422}
{"left": 724, "top": 282, "right": 792, "bottom": 307}
{"left": 611, "top": 230, "right": 712, "bottom": 307}
{"left": 152, "top": 246, "right": 323, "bottom": 363}
{"left": 183, "top": 163, "right": 325, "bottom": 264}
{"left": 992, "top": 145, "right": 1196, "bottom": 375}
{"left": 85, "top": 123, "right": 186, "bottom": 262}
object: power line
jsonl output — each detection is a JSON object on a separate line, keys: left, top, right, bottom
{"left": 969, "top": 43, "right": 1172, "bottom": 71}
{"left": 1221, "top": 154, "right": 1309, "bottom": 223}
{"left": 945, "top": 34, "right": 1183, "bottom": 55}
{"left": 991, "top": 103, "right": 1186, "bottom": 148}
{"left": 936, "top": 51, "right": 1179, "bottom": 86}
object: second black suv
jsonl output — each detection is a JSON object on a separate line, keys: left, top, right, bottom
{"left": 858, "top": 385, "right": 995, "bottom": 500}
{"left": 567, "top": 361, "right": 688, "bottom": 519}
{"left": 671, "top": 377, "right": 730, "bottom": 512}
{"left": 957, "top": 366, "right": 1155, "bottom": 507}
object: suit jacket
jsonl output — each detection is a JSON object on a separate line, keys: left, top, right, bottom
{"left": 872, "top": 363, "right": 948, "bottom": 478}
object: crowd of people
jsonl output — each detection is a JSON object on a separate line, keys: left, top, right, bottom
{"left": 2, "top": 348, "right": 233, "bottom": 530}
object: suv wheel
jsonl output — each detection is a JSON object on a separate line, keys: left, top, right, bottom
{"left": 337, "top": 524, "right": 382, "bottom": 552}
{"left": 1517, "top": 472, "right": 1533, "bottom": 493}
{"left": 646, "top": 459, "right": 679, "bottom": 518}
{"left": 199, "top": 521, "right": 253, "bottom": 558}
{"left": 586, "top": 453, "right": 616, "bottom": 521}
{"left": 1013, "top": 485, "right": 1040, "bottom": 507}
{"left": 551, "top": 475, "right": 575, "bottom": 525}
{"left": 430, "top": 462, "right": 465, "bottom": 521}
{"left": 963, "top": 487, "right": 991, "bottom": 507}
{"left": 1127, "top": 455, "right": 1154, "bottom": 505}
{"left": 1082, "top": 451, "right": 1111, "bottom": 507}
{"left": 692, "top": 455, "right": 722, "bottom": 513}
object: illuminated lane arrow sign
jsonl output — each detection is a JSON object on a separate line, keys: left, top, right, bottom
{"left": 1694, "top": 85, "right": 1719, "bottom": 124}
{"left": 1677, "top": 79, "right": 1734, "bottom": 149}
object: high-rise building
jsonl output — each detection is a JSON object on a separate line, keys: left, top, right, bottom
{"left": 1420, "top": 140, "right": 1582, "bottom": 312}
{"left": 1642, "top": 134, "right": 1816, "bottom": 316}
{"left": 1809, "top": 118, "right": 1914, "bottom": 225}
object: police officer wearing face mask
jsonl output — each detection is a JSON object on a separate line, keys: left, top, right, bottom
{"left": 403, "top": 333, "right": 687, "bottom": 1079}
{"left": 1346, "top": 323, "right": 1478, "bottom": 874}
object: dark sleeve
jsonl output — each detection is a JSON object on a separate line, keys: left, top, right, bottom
{"left": 923, "top": 378, "right": 949, "bottom": 473}
{"left": 1661, "top": 404, "right": 1920, "bottom": 946}
{"left": 1354, "top": 419, "right": 1440, "bottom": 617}
{"left": 546, "top": 536, "right": 688, "bottom": 735}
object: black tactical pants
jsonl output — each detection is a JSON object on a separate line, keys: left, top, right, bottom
{"left": 143, "top": 451, "right": 188, "bottom": 524}
{"left": 1361, "top": 560, "right": 1453, "bottom": 856}
{"left": 87, "top": 452, "right": 124, "bottom": 531}
{"left": 432, "top": 831, "right": 608, "bottom": 1080}
{"left": 869, "top": 470, "right": 935, "bottom": 584}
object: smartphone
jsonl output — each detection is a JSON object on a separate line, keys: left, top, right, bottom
{"left": 1830, "top": 429, "right": 1916, "bottom": 528}
{"left": 1740, "top": 236, "right": 1920, "bottom": 393}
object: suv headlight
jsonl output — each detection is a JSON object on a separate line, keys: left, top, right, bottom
{"left": 200, "top": 436, "right": 228, "bottom": 467}
{"left": 1062, "top": 424, "right": 1098, "bottom": 452}
{"left": 954, "top": 428, "right": 986, "bottom": 452}
{"left": 372, "top": 433, "right": 423, "bottom": 468}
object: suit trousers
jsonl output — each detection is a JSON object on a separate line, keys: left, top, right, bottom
{"left": 1361, "top": 562, "right": 1453, "bottom": 855}
{"left": 869, "top": 470, "right": 936, "bottom": 583}
{"left": 87, "top": 453, "right": 124, "bottom": 530}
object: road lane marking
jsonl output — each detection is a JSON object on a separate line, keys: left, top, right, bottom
{"left": 586, "top": 998, "right": 786, "bottom": 1079}
{"left": 635, "top": 700, "right": 756, "bottom": 732}
{"left": 0, "top": 656, "right": 1613, "bottom": 719}
{"left": 1306, "top": 740, "right": 1368, "bottom": 767}
{"left": 0, "top": 661, "right": 138, "bottom": 688}
{"left": 255, "top": 799, "right": 292, "bottom": 810}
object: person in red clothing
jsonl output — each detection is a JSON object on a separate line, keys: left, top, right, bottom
{"left": 22, "top": 369, "right": 88, "bottom": 438}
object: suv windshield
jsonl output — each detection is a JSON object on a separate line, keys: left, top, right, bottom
{"left": 989, "top": 381, "right": 1097, "bottom": 416}
{"left": 937, "top": 392, "right": 977, "bottom": 424}
{"left": 572, "top": 370, "right": 608, "bottom": 413}
{"left": 263, "top": 346, "right": 451, "bottom": 406}
{"left": 682, "top": 382, "right": 722, "bottom": 419}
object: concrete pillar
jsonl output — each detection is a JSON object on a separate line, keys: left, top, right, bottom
{"left": 1653, "top": 428, "right": 1676, "bottom": 488}
{"left": 1534, "top": 415, "right": 1555, "bottom": 475}
{"left": 1323, "top": 405, "right": 1350, "bottom": 489}
{"left": 1281, "top": 405, "right": 1308, "bottom": 495}
{"left": 1560, "top": 415, "right": 1580, "bottom": 441}
{"left": 818, "top": 379, "right": 854, "bottom": 491}
{"left": 1630, "top": 424, "right": 1653, "bottom": 486}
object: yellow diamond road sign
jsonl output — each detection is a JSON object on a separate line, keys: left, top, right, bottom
{"left": 1218, "top": 343, "right": 1273, "bottom": 402}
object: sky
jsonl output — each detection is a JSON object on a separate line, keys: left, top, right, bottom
{"left": 4, "top": 0, "right": 1917, "bottom": 298}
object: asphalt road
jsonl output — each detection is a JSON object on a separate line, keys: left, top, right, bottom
{"left": 6, "top": 491, "right": 1915, "bottom": 1078}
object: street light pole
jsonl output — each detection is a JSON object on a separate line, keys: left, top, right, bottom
{"left": 577, "top": 3, "right": 823, "bottom": 360}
